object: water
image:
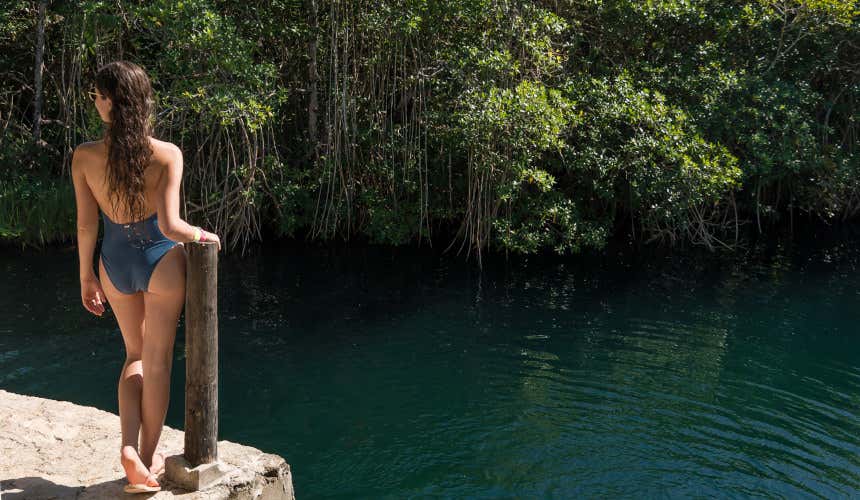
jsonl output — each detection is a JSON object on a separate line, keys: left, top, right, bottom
{"left": 1, "top": 235, "right": 859, "bottom": 498}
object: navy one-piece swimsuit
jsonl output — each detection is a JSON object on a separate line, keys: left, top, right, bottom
{"left": 100, "top": 210, "right": 178, "bottom": 294}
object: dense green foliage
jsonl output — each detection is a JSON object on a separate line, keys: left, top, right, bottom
{"left": 2, "top": 0, "right": 858, "bottom": 262}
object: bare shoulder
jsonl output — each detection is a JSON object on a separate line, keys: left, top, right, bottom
{"left": 71, "top": 141, "right": 103, "bottom": 173}
{"left": 150, "top": 137, "right": 181, "bottom": 158}
{"left": 149, "top": 138, "right": 182, "bottom": 166}
{"left": 74, "top": 140, "right": 103, "bottom": 156}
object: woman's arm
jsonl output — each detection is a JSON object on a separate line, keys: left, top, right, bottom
{"left": 156, "top": 144, "right": 221, "bottom": 250}
{"left": 71, "top": 146, "right": 100, "bottom": 281}
{"left": 71, "top": 145, "right": 107, "bottom": 316}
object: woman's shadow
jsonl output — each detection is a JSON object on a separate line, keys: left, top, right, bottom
{"left": 2, "top": 469, "right": 182, "bottom": 498}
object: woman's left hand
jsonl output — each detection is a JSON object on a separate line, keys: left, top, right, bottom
{"left": 81, "top": 276, "right": 107, "bottom": 316}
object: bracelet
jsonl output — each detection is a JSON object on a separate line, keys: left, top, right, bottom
{"left": 199, "top": 228, "right": 208, "bottom": 243}
{"left": 192, "top": 226, "right": 201, "bottom": 242}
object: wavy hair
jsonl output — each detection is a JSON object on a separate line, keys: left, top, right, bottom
{"left": 95, "top": 60, "right": 155, "bottom": 222}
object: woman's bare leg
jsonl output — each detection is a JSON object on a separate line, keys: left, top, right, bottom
{"left": 139, "top": 244, "right": 187, "bottom": 470}
{"left": 99, "top": 257, "right": 158, "bottom": 487}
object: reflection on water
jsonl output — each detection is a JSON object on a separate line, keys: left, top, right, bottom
{"left": 1, "top": 234, "right": 859, "bottom": 498}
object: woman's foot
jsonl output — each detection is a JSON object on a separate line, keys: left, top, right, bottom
{"left": 148, "top": 451, "right": 166, "bottom": 475}
{"left": 120, "top": 445, "right": 160, "bottom": 488}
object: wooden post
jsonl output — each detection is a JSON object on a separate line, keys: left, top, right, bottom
{"left": 184, "top": 241, "right": 219, "bottom": 466}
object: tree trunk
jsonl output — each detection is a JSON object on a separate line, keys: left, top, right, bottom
{"left": 33, "top": 0, "right": 47, "bottom": 146}
{"left": 307, "top": 0, "right": 320, "bottom": 162}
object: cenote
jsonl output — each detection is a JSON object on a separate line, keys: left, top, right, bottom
{"left": 1, "top": 231, "right": 859, "bottom": 498}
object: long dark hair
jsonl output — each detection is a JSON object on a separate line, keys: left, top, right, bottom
{"left": 95, "top": 60, "right": 155, "bottom": 222}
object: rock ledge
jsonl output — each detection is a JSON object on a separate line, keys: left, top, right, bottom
{"left": 0, "top": 389, "right": 295, "bottom": 499}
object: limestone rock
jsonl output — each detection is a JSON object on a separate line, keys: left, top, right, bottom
{"left": 0, "top": 389, "right": 295, "bottom": 499}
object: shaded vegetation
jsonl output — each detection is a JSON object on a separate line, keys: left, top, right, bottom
{"left": 2, "top": 0, "right": 858, "bottom": 264}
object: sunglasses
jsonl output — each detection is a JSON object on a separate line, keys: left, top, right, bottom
{"left": 87, "top": 86, "right": 101, "bottom": 101}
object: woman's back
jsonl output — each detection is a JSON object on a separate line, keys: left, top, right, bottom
{"left": 77, "top": 136, "right": 173, "bottom": 223}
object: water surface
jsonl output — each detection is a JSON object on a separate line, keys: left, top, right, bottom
{"left": 1, "top": 235, "right": 859, "bottom": 498}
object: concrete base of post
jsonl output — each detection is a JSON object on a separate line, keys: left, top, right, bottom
{"left": 165, "top": 455, "right": 235, "bottom": 491}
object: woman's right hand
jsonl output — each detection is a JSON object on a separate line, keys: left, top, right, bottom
{"left": 80, "top": 275, "right": 107, "bottom": 317}
{"left": 200, "top": 229, "right": 221, "bottom": 251}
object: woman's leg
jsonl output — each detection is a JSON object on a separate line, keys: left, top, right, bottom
{"left": 99, "top": 257, "right": 158, "bottom": 486}
{"left": 140, "top": 244, "right": 187, "bottom": 470}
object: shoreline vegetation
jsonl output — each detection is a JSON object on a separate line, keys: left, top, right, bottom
{"left": 3, "top": 1, "right": 858, "bottom": 266}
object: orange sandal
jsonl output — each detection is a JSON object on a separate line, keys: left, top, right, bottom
{"left": 123, "top": 472, "right": 161, "bottom": 494}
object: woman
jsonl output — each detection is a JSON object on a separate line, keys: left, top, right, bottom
{"left": 71, "top": 60, "right": 221, "bottom": 493}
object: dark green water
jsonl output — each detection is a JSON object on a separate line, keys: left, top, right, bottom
{"left": 2, "top": 235, "right": 859, "bottom": 498}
